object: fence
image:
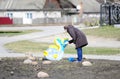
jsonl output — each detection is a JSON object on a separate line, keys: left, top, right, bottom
{"left": 100, "top": 2, "right": 120, "bottom": 26}
{"left": 0, "top": 17, "right": 13, "bottom": 25}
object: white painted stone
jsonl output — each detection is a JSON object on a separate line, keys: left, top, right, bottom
{"left": 42, "top": 61, "right": 52, "bottom": 65}
{"left": 82, "top": 61, "right": 92, "bottom": 66}
{"left": 23, "top": 59, "right": 32, "bottom": 64}
{"left": 37, "top": 71, "right": 49, "bottom": 78}
{"left": 31, "top": 61, "right": 38, "bottom": 65}
{"left": 10, "top": 71, "right": 14, "bottom": 75}
{"left": 28, "top": 56, "right": 36, "bottom": 61}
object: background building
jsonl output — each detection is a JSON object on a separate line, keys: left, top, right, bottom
{"left": 0, "top": 0, "right": 100, "bottom": 25}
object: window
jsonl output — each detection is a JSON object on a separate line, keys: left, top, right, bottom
{"left": 7, "top": 13, "right": 13, "bottom": 19}
{"left": 26, "top": 13, "right": 32, "bottom": 19}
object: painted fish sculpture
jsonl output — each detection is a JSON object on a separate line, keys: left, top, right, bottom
{"left": 43, "top": 38, "right": 68, "bottom": 61}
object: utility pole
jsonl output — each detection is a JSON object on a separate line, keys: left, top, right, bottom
{"left": 72, "top": 2, "right": 83, "bottom": 25}
{"left": 77, "top": 2, "right": 83, "bottom": 17}
{"left": 76, "top": 2, "right": 83, "bottom": 25}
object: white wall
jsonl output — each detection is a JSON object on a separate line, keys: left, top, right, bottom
{"left": 33, "top": 11, "right": 61, "bottom": 18}
{"left": 0, "top": 13, "right": 4, "bottom": 17}
{"left": 4, "top": 11, "right": 61, "bottom": 18}
{"left": 1, "top": 11, "right": 61, "bottom": 24}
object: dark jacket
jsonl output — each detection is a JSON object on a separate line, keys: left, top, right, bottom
{"left": 66, "top": 25, "right": 88, "bottom": 48}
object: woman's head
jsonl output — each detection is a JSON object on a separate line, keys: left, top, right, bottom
{"left": 64, "top": 25, "right": 74, "bottom": 30}
{"left": 64, "top": 25, "right": 68, "bottom": 30}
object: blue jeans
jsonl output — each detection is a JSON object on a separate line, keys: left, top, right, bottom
{"left": 76, "top": 48, "right": 82, "bottom": 61}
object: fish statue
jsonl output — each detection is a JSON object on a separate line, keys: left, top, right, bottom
{"left": 43, "top": 38, "right": 68, "bottom": 61}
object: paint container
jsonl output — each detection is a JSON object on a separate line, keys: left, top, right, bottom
{"left": 68, "top": 57, "right": 75, "bottom": 62}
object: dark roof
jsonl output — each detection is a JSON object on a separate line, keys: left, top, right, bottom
{"left": 69, "top": 0, "right": 100, "bottom": 12}
{"left": 0, "top": 0, "right": 46, "bottom": 9}
{"left": 0, "top": 0, "right": 100, "bottom": 12}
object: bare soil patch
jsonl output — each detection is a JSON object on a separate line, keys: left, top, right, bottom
{"left": 0, "top": 58, "right": 120, "bottom": 79}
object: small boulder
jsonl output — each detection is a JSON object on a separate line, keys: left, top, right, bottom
{"left": 37, "top": 71, "right": 49, "bottom": 78}
{"left": 82, "top": 61, "right": 92, "bottom": 66}
{"left": 39, "top": 57, "right": 43, "bottom": 61}
{"left": 10, "top": 71, "right": 14, "bottom": 75}
{"left": 28, "top": 56, "right": 36, "bottom": 61}
{"left": 23, "top": 59, "right": 32, "bottom": 64}
{"left": 42, "top": 61, "right": 52, "bottom": 65}
{"left": 31, "top": 61, "right": 38, "bottom": 65}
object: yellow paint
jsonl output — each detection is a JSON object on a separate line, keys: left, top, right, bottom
{"left": 54, "top": 38, "right": 61, "bottom": 50}
{"left": 53, "top": 54, "right": 58, "bottom": 59}
{"left": 43, "top": 51, "right": 48, "bottom": 56}
{"left": 49, "top": 45, "right": 59, "bottom": 50}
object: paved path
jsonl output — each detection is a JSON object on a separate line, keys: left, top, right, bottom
{"left": 0, "top": 26, "right": 64, "bottom": 57}
{"left": 0, "top": 26, "right": 120, "bottom": 61}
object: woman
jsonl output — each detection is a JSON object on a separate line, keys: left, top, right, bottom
{"left": 64, "top": 25, "right": 88, "bottom": 62}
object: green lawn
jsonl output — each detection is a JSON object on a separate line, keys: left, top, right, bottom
{"left": 5, "top": 40, "right": 120, "bottom": 55}
{"left": 0, "top": 30, "right": 41, "bottom": 37}
{"left": 82, "top": 26, "right": 120, "bottom": 41}
{"left": 5, "top": 41, "right": 48, "bottom": 53}
{"left": 65, "top": 46, "right": 120, "bottom": 55}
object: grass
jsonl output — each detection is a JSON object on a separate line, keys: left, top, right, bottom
{"left": 3, "top": 26, "right": 120, "bottom": 55}
{"left": 65, "top": 46, "right": 120, "bottom": 55}
{"left": 0, "top": 30, "right": 41, "bottom": 37}
{"left": 5, "top": 40, "right": 120, "bottom": 55}
{"left": 5, "top": 41, "right": 49, "bottom": 53}
{"left": 82, "top": 26, "right": 120, "bottom": 41}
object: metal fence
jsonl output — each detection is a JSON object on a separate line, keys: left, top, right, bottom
{"left": 100, "top": 2, "right": 120, "bottom": 26}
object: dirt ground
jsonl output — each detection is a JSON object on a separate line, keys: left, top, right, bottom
{"left": 0, "top": 57, "right": 120, "bottom": 79}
